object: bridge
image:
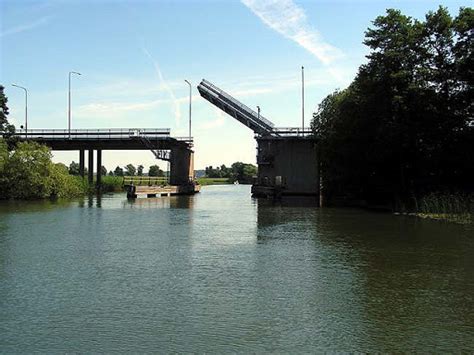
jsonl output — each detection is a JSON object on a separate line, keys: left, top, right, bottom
{"left": 198, "top": 79, "right": 319, "bottom": 197}
{"left": 12, "top": 128, "right": 195, "bottom": 189}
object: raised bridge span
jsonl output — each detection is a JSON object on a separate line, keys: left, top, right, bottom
{"left": 198, "top": 79, "right": 319, "bottom": 197}
{"left": 12, "top": 128, "right": 195, "bottom": 188}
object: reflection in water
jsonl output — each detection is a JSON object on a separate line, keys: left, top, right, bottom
{"left": 0, "top": 185, "right": 473, "bottom": 352}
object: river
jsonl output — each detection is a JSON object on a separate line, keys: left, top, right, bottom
{"left": 1, "top": 185, "right": 473, "bottom": 352}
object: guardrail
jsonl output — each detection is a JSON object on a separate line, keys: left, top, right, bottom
{"left": 123, "top": 176, "right": 169, "bottom": 186}
{"left": 200, "top": 79, "right": 275, "bottom": 129}
{"left": 273, "top": 127, "right": 313, "bottom": 137}
{"left": 13, "top": 128, "right": 171, "bottom": 139}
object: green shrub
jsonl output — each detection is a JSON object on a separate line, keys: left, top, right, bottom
{"left": 0, "top": 140, "right": 87, "bottom": 199}
{"left": 101, "top": 175, "right": 124, "bottom": 192}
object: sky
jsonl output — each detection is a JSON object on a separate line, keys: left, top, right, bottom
{"left": 0, "top": 0, "right": 469, "bottom": 171}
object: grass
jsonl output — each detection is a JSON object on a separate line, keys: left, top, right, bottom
{"left": 100, "top": 176, "right": 124, "bottom": 192}
{"left": 196, "top": 177, "right": 231, "bottom": 186}
{"left": 415, "top": 192, "right": 473, "bottom": 224}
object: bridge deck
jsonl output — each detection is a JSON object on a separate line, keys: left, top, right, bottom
{"left": 13, "top": 129, "right": 193, "bottom": 151}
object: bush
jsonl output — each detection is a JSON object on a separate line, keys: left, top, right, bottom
{"left": 0, "top": 140, "right": 87, "bottom": 199}
{"left": 101, "top": 175, "right": 124, "bottom": 192}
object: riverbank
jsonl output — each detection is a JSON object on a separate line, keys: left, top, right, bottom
{"left": 414, "top": 192, "right": 473, "bottom": 224}
{"left": 196, "top": 177, "right": 231, "bottom": 185}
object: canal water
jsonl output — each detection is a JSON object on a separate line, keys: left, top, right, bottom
{"left": 1, "top": 185, "right": 473, "bottom": 352}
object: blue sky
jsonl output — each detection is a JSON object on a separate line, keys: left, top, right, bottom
{"left": 1, "top": 0, "right": 469, "bottom": 171}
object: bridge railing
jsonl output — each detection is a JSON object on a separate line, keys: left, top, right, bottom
{"left": 199, "top": 80, "right": 276, "bottom": 130}
{"left": 123, "top": 175, "right": 169, "bottom": 186}
{"left": 272, "top": 127, "right": 313, "bottom": 137}
{"left": 13, "top": 128, "right": 171, "bottom": 139}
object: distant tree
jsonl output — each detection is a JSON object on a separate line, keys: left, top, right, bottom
{"left": 69, "top": 161, "right": 80, "bottom": 175}
{"left": 148, "top": 164, "right": 164, "bottom": 177}
{"left": 101, "top": 165, "right": 107, "bottom": 176}
{"left": 108, "top": 170, "right": 114, "bottom": 176}
{"left": 137, "top": 165, "right": 144, "bottom": 176}
{"left": 124, "top": 163, "right": 136, "bottom": 176}
{"left": 0, "top": 85, "right": 14, "bottom": 137}
{"left": 231, "top": 162, "right": 257, "bottom": 183}
{"left": 114, "top": 166, "right": 124, "bottom": 176}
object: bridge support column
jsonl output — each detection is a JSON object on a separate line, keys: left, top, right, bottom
{"left": 170, "top": 147, "right": 192, "bottom": 185}
{"left": 88, "top": 150, "right": 94, "bottom": 185}
{"left": 79, "top": 150, "right": 85, "bottom": 178}
{"left": 96, "top": 150, "right": 102, "bottom": 188}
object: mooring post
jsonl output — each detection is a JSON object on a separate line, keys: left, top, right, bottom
{"left": 88, "top": 150, "right": 94, "bottom": 185}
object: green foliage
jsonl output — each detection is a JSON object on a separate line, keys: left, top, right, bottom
{"left": 312, "top": 6, "right": 474, "bottom": 208}
{"left": 101, "top": 175, "right": 124, "bottom": 192}
{"left": 417, "top": 192, "right": 473, "bottom": 224}
{"left": 0, "top": 141, "right": 87, "bottom": 199}
{"left": 196, "top": 177, "right": 231, "bottom": 186}
{"left": 49, "top": 163, "right": 88, "bottom": 198}
{"left": 0, "top": 85, "right": 15, "bottom": 137}
{"left": 69, "top": 161, "right": 80, "bottom": 175}
{"left": 124, "top": 163, "right": 136, "bottom": 176}
{"left": 114, "top": 166, "right": 124, "bottom": 176}
{"left": 204, "top": 162, "right": 257, "bottom": 183}
{"left": 137, "top": 165, "right": 144, "bottom": 176}
{"left": 148, "top": 164, "right": 164, "bottom": 177}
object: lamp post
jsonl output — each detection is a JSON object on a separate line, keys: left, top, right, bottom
{"left": 301, "top": 66, "right": 305, "bottom": 136}
{"left": 68, "top": 71, "right": 81, "bottom": 139}
{"left": 11, "top": 84, "right": 28, "bottom": 138}
{"left": 184, "top": 80, "right": 192, "bottom": 141}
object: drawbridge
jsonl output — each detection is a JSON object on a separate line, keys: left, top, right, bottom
{"left": 197, "top": 79, "right": 311, "bottom": 137}
{"left": 198, "top": 78, "right": 318, "bottom": 198}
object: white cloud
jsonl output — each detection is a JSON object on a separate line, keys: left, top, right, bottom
{"left": 142, "top": 47, "right": 182, "bottom": 125}
{"left": 198, "top": 109, "right": 226, "bottom": 130}
{"left": 241, "top": 0, "right": 342, "bottom": 64}
{"left": 0, "top": 16, "right": 52, "bottom": 37}
{"left": 76, "top": 100, "right": 162, "bottom": 117}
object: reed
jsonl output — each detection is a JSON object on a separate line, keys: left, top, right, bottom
{"left": 417, "top": 192, "right": 473, "bottom": 224}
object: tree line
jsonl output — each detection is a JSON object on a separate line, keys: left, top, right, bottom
{"left": 68, "top": 162, "right": 165, "bottom": 177}
{"left": 311, "top": 6, "right": 473, "bottom": 209}
{"left": 205, "top": 162, "right": 257, "bottom": 183}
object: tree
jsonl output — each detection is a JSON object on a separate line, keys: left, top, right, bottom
{"left": 69, "top": 161, "right": 80, "bottom": 175}
{"left": 311, "top": 6, "right": 474, "bottom": 207}
{"left": 231, "top": 162, "right": 257, "bottom": 183}
{"left": 1, "top": 141, "right": 86, "bottom": 199}
{"left": 108, "top": 170, "right": 114, "bottom": 176}
{"left": 101, "top": 165, "right": 107, "bottom": 176}
{"left": 149, "top": 164, "right": 163, "bottom": 177}
{"left": 0, "top": 86, "right": 14, "bottom": 137}
{"left": 137, "top": 165, "right": 144, "bottom": 176}
{"left": 114, "top": 166, "right": 124, "bottom": 176}
{"left": 124, "top": 163, "right": 136, "bottom": 176}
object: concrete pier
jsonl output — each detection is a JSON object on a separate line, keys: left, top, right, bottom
{"left": 88, "top": 150, "right": 94, "bottom": 185}
{"left": 252, "top": 136, "right": 319, "bottom": 197}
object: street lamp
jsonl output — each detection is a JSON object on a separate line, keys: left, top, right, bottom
{"left": 11, "top": 84, "right": 28, "bottom": 138}
{"left": 184, "top": 79, "right": 192, "bottom": 141}
{"left": 68, "top": 71, "right": 81, "bottom": 139}
{"left": 301, "top": 66, "right": 305, "bottom": 136}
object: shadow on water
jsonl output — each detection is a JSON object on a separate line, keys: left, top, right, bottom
{"left": 255, "top": 196, "right": 474, "bottom": 351}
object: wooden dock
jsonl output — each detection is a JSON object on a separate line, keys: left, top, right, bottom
{"left": 126, "top": 184, "right": 200, "bottom": 198}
